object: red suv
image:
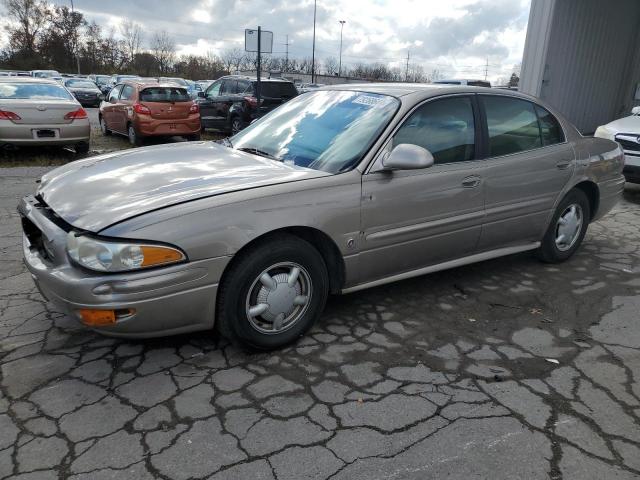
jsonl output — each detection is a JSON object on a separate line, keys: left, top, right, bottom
{"left": 99, "top": 81, "right": 200, "bottom": 145}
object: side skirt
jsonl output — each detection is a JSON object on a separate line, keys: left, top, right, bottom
{"left": 341, "top": 242, "right": 541, "bottom": 294}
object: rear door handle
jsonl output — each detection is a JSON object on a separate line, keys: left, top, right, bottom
{"left": 556, "top": 160, "right": 571, "bottom": 170}
{"left": 462, "top": 175, "right": 481, "bottom": 188}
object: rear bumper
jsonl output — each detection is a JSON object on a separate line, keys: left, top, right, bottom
{"left": 136, "top": 115, "right": 201, "bottom": 137}
{"left": 0, "top": 121, "right": 90, "bottom": 145}
{"left": 19, "top": 195, "right": 230, "bottom": 338}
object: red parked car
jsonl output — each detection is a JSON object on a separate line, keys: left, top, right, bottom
{"left": 99, "top": 81, "right": 201, "bottom": 145}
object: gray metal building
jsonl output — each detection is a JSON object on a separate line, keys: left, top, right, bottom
{"left": 520, "top": 0, "right": 640, "bottom": 134}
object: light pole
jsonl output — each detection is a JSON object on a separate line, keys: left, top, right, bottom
{"left": 70, "top": 0, "right": 80, "bottom": 74}
{"left": 338, "top": 20, "right": 346, "bottom": 77}
{"left": 311, "top": 0, "right": 317, "bottom": 83}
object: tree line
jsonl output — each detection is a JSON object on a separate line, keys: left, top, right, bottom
{"left": 0, "top": 0, "right": 444, "bottom": 82}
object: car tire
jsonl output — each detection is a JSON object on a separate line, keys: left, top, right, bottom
{"left": 230, "top": 116, "right": 242, "bottom": 135}
{"left": 75, "top": 142, "right": 90, "bottom": 154}
{"left": 128, "top": 124, "right": 143, "bottom": 146}
{"left": 186, "top": 134, "right": 201, "bottom": 141}
{"left": 99, "top": 116, "right": 111, "bottom": 136}
{"left": 216, "top": 234, "right": 329, "bottom": 350}
{"left": 537, "top": 188, "right": 591, "bottom": 263}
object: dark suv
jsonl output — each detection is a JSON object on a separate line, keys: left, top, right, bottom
{"left": 197, "top": 75, "right": 298, "bottom": 134}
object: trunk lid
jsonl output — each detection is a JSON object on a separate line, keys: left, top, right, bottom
{"left": 37, "top": 141, "right": 329, "bottom": 232}
{"left": 3, "top": 99, "right": 79, "bottom": 125}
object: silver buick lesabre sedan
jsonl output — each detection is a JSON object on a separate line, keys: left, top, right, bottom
{"left": 19, "top": 84, "right": 625, "bottom": 349}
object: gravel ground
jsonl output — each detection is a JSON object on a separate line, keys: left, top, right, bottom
{"left": 0, "top": 140, "right": 640, "bottom": 479}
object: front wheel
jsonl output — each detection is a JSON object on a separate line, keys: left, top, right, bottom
{"left": 537, "top": 188, "right": 591, "bottom": 263}
{"left": 230, "top": 117, "right": 242, "bottom": 135}
{"left": 99, "top": 116, "right": 111, "bottom": 136}
{"left": 75, "top": 142, "right": 90, "bottom": 154}
{"left": 216, "top": 234, "right": 329, "bottom": 350}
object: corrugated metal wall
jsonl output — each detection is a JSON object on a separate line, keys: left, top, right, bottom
{"left": 527, "top": 0, "right": 640, "bottom": 133}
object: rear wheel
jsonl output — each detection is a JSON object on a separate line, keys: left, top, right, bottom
{"left": 230, "top": 116, "right": 242, "bottom": 135}
{"left": 216, "top": 234, "right": 329, "bottom": 350}
{"left": 128, "top": 124, "right": 143, "bottom": 146}
{"left": 537, "top": 188, "right": 590, "bottom": 263}
{"left": 186, "top": 133, "right": 201, "bottom": 141}
{"left": 99, "top": 116, "right": 111, "bottom": 136}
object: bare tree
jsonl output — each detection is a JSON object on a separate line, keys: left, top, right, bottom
{"left": 220, "top": 48, "right": 245, "bottom": 74}
{"left": 323, "top": 56, "right": 338, "bottom": 75}
{"left": 3, "top": 0, "right": 51, "bottom": 53}
{"left": 120, "top": 20, "right": 143, "bottom": 66}
{"left": 151, "top": 30, "right": 175, "bottom": 74}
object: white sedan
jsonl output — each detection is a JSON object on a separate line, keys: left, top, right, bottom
{"left": 595, "top": 107, "right": 640, "bottom": 183}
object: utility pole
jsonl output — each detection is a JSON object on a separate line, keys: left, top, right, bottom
{"left": 338, "top": 20, "right": 346, "bottom": 77}
{"left": 405, "top": 50, "right": 410, "bottom": 82}
{"left": 70, "top": 0, "right": 80, "bottom": 74}
{"left": 311, "top": 0, "right": 317, "bottom": 83}
{"left": 257, "top": 26, "right": 261, "bottom": 116}
{"left": 484, "top": 57, "right": 489, "bottom": 81}
{"left": 284, "top": 34, "right": 289, "bottom": 73}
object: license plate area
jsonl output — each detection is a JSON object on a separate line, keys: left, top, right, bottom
{"left": 33, "top": 129, "right": 59, "bottom": 139}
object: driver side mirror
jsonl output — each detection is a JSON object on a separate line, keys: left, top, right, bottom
{"left": 382, "top": 143, "right": 434, "bottom": 171}
{"left": 197, "top": 91, "right": 206, "bottom": 98}
{"left": 632, "top": 106, "right": 640, "bottom": 116}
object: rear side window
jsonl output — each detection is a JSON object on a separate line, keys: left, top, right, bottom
{"left": 120, "top": 85, "right": 135, "bottom": 100}
{"left": 393, "top": 96, "right": 475, "bottom": 164}
{"left": 139, "top": 87, "right": 191, "bottom": 102}
{"left": 483, "top": 96, "right": 542, "bottom": 157}
{"left": 256, "top": 82, "right": 298, "bottom": 99}
{"left": 0, "top": 83, "right": 73, "bottom": 100}
{"left": 535, "top": 105, "right": 564, "bottom": 145}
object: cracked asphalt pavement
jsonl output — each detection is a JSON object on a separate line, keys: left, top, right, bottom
{"left": 1, "top": 167, "right": 640, "bottom": 480}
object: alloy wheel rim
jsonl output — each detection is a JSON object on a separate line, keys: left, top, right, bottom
{"left": 232, "top": 119, "right": 241, "bottom": 134}
{"left": 245, "top": 262, "right": 312, "bottom": 334}
{"left": 555, "top": 203, "right": 583, "bottom": 252}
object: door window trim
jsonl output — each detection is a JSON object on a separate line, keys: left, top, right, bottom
{"left": 476, "top": 93, "right": 568, "bottom": 161}
{"left": 365, "top": 93, "right": 484, "bottom": 174}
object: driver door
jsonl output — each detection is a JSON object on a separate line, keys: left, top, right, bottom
{"left": 358, "top": 95, "right": 485, "bottom": 283}
{"left": 199, "top": 80, "right": 222, "bottom": 129}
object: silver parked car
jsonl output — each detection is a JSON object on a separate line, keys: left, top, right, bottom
{"left": 19, "top": 84, "right": 624, "bottom": 349}
{"left": 0, "top": 77, "right": 90, "bottom": 152}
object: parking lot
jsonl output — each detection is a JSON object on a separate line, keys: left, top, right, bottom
{"left": 1, "top": 119, "right": 640, "bottom": 478}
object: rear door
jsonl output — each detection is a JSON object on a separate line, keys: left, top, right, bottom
{"left": 477, "top": 95, "right": 574, "bottom": 250}
{"left": 257, "top": 82, "right": 298, "bottom": 115}
{"left": 212, "top": 79, "right": 237, "bottom": 128}
{"left": 359, "top": 95, "right": 485, "bottom": 283}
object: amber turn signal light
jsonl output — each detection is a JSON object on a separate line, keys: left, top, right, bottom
{"left": 140, "top": 246, "right": 184, "bottom": 267}
{"left": 79, "top": 309, "right": 116, "bottom": 326}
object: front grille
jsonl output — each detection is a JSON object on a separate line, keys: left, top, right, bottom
{"left": 21, "top": 216, "right": 51, "bottom": 260}
{"left": 615, "top": 134, "right": 640, "bottom": 155}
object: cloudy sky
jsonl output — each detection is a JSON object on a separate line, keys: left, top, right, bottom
{"left": 1, "top": 0, "right": 531, "bottom": 82}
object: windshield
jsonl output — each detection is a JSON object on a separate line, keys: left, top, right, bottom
{"left": 33, "top": 71, "right": 60, "bottom": 78}
{"left": 140, "top": 87, "right": 191, "bottom": 102}
{"left": 0, "top": 83, "right": 73, "bottom": 100}
{"left": 231, "top": 90, "right": 399, "bottom": 174}
{"left": 65, "top": 80, "right": 97, "bottom": 89}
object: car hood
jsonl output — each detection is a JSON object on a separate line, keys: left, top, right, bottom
{"left": 37, "top": 141, "right": 330, "bottom": 232}
{"left": 69, "top": 88, "right": 100, "bottom": 93}
{"left": 601, "top": 115, "right": 640, "bottom": 134}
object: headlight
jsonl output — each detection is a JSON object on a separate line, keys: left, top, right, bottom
{"left": 66, "top": 232, "right": 185, "bottom": 272}
{"left": 594, "top": 126, "right": 615, "bottom": 141}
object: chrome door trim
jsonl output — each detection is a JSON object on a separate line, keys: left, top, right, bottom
{"left": 341, "top": 242, "right": 540, "bottom": 294}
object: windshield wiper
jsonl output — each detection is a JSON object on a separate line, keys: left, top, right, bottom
{"left": 236, "top": 147, "right": 280, "bottom": 161}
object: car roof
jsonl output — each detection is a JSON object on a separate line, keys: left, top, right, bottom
{"left": 218, "top": 75, "right": 294, "bottom": 83}
{"left": 320, "top": 82, "right": 535, "bottom": 101}
{"left": 120, "top": 80, "right": 187, "bottom": 89}
{"left": 0, "top": 77, "right": 61, "bottom": 84}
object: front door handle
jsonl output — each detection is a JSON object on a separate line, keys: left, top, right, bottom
{"left": 556, "top": 160, "right": 571, "bottom": 170}
{"left": 462, "top": 175, "right": 481, "bottom": 188}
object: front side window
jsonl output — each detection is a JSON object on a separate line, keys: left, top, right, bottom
{"left": 120, "top": 85, "right": 135, "bottom": 100}
{"left": 536, "top": 105, "right": 564, "bottom": 146}
{"left": 483, "top": 96, "right": 542, "bottom": 157}
{"left": 393, "top": 96, "right": 475, "bottom": 164}
{"left": 221, "top": 80, "right": 237, "bottom": 95}
{"left": 231, "top": 90, "right": 399, "bottom": 174}
{"left": 206, "top": 81, "right": 221, "bottom": 97}
{"left": 108, "top": 85, "right": 123, "bottom": 102}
